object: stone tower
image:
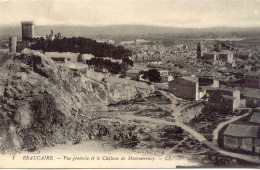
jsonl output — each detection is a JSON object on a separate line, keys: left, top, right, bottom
{"left": 9, "top": 37, "right": 17, "bottom": 53}
{"left": 21, "top": 21, "right": 34, "bottom": 41}
{"left": 197, "top": 41, "right": 206, "bottom": 58}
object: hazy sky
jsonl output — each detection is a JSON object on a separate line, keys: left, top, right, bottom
{"left": 1, "top": 0, "right": 260, "bottom": 28}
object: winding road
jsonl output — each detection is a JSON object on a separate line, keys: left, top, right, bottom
{"left": 212, "top": 112, "right": 251, "bottom": 141}
{"left": 119, "top": 90, "right": 260, "bottom": 164}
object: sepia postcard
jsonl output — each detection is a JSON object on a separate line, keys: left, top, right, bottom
{"left": 0, "top": 0, "right": 260, "bottom": 168}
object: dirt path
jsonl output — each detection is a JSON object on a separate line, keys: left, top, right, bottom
{"left": 119, "top": 113, "right": 260, "bottom": 164}
{"left": 212, "top": 112, "right": 251, "bottom": 141}
{"left": 119, "top": 114, "right": 207, "bottom": 142}
{"left": 119, "top": 90, "right": 260, "bottom": 164}
{"left": 157, "top": 90, "right": 182, "bottom": 121}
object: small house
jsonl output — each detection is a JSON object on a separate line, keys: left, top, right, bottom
{"left": 223, "top": 124, "right": 260, "bottom": 154}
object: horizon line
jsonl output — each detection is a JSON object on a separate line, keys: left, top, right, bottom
{"left": 1, "top": 23, "right": 260, "bottom": 30}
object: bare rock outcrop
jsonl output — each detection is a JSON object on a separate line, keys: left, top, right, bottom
{"left": 0, "top": 49, "right": 140, "bottom": 153}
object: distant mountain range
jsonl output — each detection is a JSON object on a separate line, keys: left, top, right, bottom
{"left": 1, "top": 24, "right": 260, "bottom": 39}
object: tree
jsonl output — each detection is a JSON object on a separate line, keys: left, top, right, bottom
{"left": 142, "top": 69, "right": 162, "bottom": 83}
{"left": 122, "top": 58, "right": 133, "bottom": 67}
{"left": 30, "top": 37, "right": 132, "bottom": 60}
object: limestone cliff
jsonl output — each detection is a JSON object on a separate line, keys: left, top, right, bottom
{"left": 0, "top": 49, "right": 140, "bottom": 153}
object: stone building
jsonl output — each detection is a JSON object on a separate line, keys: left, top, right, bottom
{"left": 21, "top": 21, "right": 34, "bottom": 41}
{"left": 223, "top": 124, "right": 260, "bottom": 154}
{"left": 17, "top": 41, "right": 31, "bottom": 52}
{"left": 9, "top": 37, "right": 17, "bottom": 53}
{"left": 244, "top": 72, "right": 260, "bottom": 89}
{"left": 161, "top": 75, "right": 174, "bottom": 83}
{"left": 249, "top": 110, "right": 260, "bottom": 124}
{"left": 218, "top": 50, "right": 234, "bottom": 64}
{"left": 205, "top": 87, "right": 240, "bottom": 111}
{"left": 197, "top": 40, "right": 234, "bottom": 64}
{"left": 201, "top": 51, "right": 218, "bottom": 63}
{"left": 168, "top": 76, "right": 199, "bottom": 101}
{"left": 199, "top": 77, "right": 219, "bottom": 87}
{"left": 197, "top": 41, "right": 207, "bottom": 58}
{"left": 46, "top": 30, "right": 55, "bottom": 41}
{"left": 200, "top": 50, "right": 234, "bottom": 64}
{"left": 46, "top": 30, "right": 63, "bottom": 41}
{"left": 242, "top": 88, "right": 260, "bottom": 108}
{"left": 159, "top": 70, "right": 168, "bottom": 77}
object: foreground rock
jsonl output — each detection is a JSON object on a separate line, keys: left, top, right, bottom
{"left": 0, "top": 49, "right": 140, "bottom": 153}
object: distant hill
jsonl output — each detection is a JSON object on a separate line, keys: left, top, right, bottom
{"left": 1, "top": 24, "right": 260, "bottom": 39}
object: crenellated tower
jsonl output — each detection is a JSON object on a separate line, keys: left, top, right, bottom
{"left": 21, "top": 21, "right": 35, "bottom": 41}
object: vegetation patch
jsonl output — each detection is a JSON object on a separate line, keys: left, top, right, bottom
{"left": 187, "top": 107, "right": 233, "bottom": 141}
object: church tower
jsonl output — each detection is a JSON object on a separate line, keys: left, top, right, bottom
{"left": 197, "top": 41, "right": 206, "bottom": 59}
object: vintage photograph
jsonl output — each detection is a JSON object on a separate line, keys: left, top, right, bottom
{"left": 0, "top": 0, "right": 260, "bottom": 168}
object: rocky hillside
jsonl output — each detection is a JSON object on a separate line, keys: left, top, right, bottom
{"left": 0, "top": 49, "right": 140, "bottom": 153}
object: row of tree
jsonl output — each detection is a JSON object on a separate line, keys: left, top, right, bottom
{"left": 86, "top": 57, "right": 122, "bottom": 74}
{"left": 30, "top": 37, "right": 132, "bottom": 60}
